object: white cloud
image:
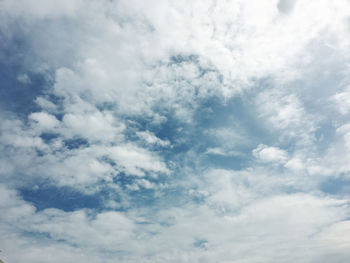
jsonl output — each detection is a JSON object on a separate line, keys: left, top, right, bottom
{"left": 1, "top": 182, "right": 350, "bottom": 263}
{"left": 284, "top": 155, "right": 304, "bottom": 171}
{"left": 205, "top": 147, "right": 243, "bottom": 157}
{"left": 108, "top": 144, "right": 170, "bottom": 177}
{"left": 62, "top": 111, "right": 124, "bottom": 142}
{"left": 333, "top": 89, "right": 350, "bottom": 115}
{"left": 257, "top": 91, "right": 304, "bottom": 129}
{"left": 0, "top": 118, "right": 46, "bottom": 149}
{"left": 2, "top": 0, "right": 350, "bottom": 262}
{"left": 29, "top": 112, "right": 60, "bottom": 131}
{"left": 253, "top": 144, "right": 288, "bottom": 164}
{"left": 35, "top": 97, "right": 58, "bottom": 113}
{"left": 256, "top": 89, "right": 317, "bottom": 148}
{"left": 136, "top": 131, "right": 170, "bottom": 147}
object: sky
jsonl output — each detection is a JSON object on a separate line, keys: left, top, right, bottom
{"left": 1, "top": 0, "right": 350, "bottom": 262}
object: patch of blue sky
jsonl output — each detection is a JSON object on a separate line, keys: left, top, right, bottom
{"left": 158, "top": 185, "right": 202, "bottom": 207}
{"left": 314, "top": 121, "right": 338, "bottom": 154}
{"left": 126, "top": 188, "right": 158, "bottom": 207}
{"left": 169, "top": 54, "right": 199, "bottom": 64}
{"left": 201, "top": 154, "right": 248, "bottom": 170}
{"left": 116, "top": 93, "right": 267, "bottom": 193}
{"left": 321, "top": 177, "right": 350, "bottom": 197}
{"left": 63, "top": 137, "right": 89, "bottom": 150}
{"left": 112, "top": 172, "right": 133, "bottom": 187}
{"left": 193, "top": 96, "right": 271, "bottom": 165}
{"left": 0, "top": 61, "right": 49, "bottom": 117}
{"left": 193, "top": 238, "right": 209, "bottom": 249}
{"left": 21, "top": 231, "right": 52, "bottom": 241}
{"left": 19, "top": 185, "right": 102, "bottom": 212}
{"left": 40, "top": 133, "right": 60, "bottom": 143}
{"left": 0, "top": 28, "right": 58, "bottom": 118}
{"left": 127, "top": 112, "right": 193, "bottom": 153}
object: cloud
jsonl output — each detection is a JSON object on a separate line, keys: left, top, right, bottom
{"left": 0, "top": 0, "right": 83, "bottom": 19}
{"left": 108, "top": 144, "right": 170, "bottom": 177}
{"left": 1, "top": 183, "right": 350, "bottom": 263}
{"left": 62, "top": 111, "right": 124, "bottom": 142}
{"left": 277, "top": 0, "right": 296, "bottom": 14}
{"left": 205, "top": 147, "right": 243, "bottom": 157}
{"left": 136, "top": 131, "right": 170, "bottom": 147}
{"left": 16, "top": 73, "right": 31, "bottom": 84}
{"left": 29, "top": 112, "right": 60, "bottom": 131}
{"left": 252, "top": 144, "right": 288, "bottom": 164}
{"left": 333, "top": 89, "right": 350, "bottom": 115}
{"left": 1, "top": 0, "right": 350, "bottom": 262}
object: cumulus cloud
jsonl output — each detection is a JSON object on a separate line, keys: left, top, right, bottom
{"left": 1, "top": 0, "right": 350, "bottom": 262}
{"left": 29, "top": 112, "right": 60, "bottom": 131}
{"left": 253, "top": 144, "right": 289, "bottom": 164}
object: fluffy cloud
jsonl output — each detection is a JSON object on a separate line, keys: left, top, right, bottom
{"left": 1, "top": 0, "right": 350, "bottom": 262}
{"left": 253, "top": 144, "right": 288, "bottom": 164}
{"left": 29, "top": 112, "right": 60, "bottom": 131}
{"left": 1, "top": 183, "right": 350, "bottom": 263}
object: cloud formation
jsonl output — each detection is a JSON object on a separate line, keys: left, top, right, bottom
{"left": 1, "top": 0, "right": 350, "bottom": 262}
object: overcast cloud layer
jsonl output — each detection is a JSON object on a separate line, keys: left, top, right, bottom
{"left": 1, "top": 0, "right": 350, "bottom": 262}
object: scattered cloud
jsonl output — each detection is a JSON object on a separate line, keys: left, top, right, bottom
{"left": 1, "top": 0, "right": 350, "bottom": 262}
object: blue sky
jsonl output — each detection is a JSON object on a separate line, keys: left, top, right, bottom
{"left": 1, "top": 0, "right": 350, "bottom": 262}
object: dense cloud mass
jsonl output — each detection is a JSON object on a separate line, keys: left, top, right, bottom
{"left": 1, "top": 0, "right": 350, "bottom": 262}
